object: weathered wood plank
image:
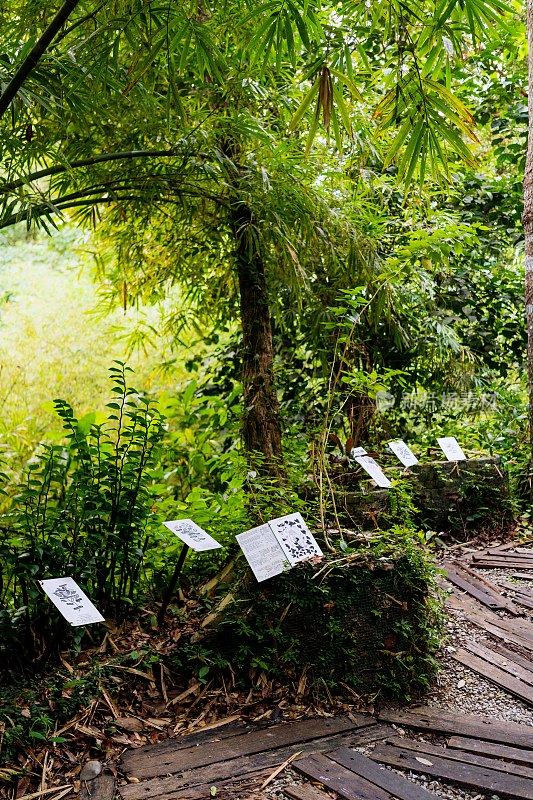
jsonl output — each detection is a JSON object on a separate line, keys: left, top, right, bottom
{"left": 328, "top": 746, "right": 439, "bottom": 800}
{"left": 447, "top": 735, "right": 533, "bottom": 767}
{"left": 371, "top": 742, "right": 533, "bottom": 799}
{"left": 499, "top": 579, "right": 533, "bottom": 597}
{"left": 120, "top": 767, "right": 271, "bottom": 800}
{"left": 377, "top": 707, "right": 533, "bottom": 748}
{"left": 121, "top": 715, "right": 374, "bottom": 779}
{"left": 498, "top": 581, "right": 533, "bottom": 610}
{"left": 490, "top": 641, "right": 533, "bottom": 672}
{"left": 469, "top": 560, "right": 533, "bottom": 569}
{"left": 462, "top": 640, "right": 533, "bottom": 687}
{"left": 452, "top": 647, "right": 533, "bottom": 704}
{"left": 446, "top": 594, "right": 533, "bottom": 651}
{"left": 119, "top": 719, "right": 250, "bottom": 761}
{"left": 294, "top": 753, "right": 392, "bottom": 800}
{"left": 442, "top": 562, "right": 518, "bottom": 613}
{"left": 446, "top": 592, "right": 533, "bottom": 638}
{"left": 284, "top": 784, "right": 336, "bottom": 800}
{"left": 119, "top": 725, "right": 384, "bottom": 800}
{"left": 381, "top": 736, "right": 533, "bottom": 780}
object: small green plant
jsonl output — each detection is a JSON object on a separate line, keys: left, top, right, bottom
{"left": 0, "top": 363, "right": 165, "bottom": 668}
{"left": 197, "top": 526, "right": 444, "bottom": 701}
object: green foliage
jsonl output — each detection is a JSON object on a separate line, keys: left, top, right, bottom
{"left": 201, "top": 527, "right": 443, "bottom": 700}
{"left": 0, "top": 363, "right": 165, "bottom": 666}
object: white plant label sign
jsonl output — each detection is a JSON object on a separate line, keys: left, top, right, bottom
{"left": 388, "top": 439, "right": 419, "bottom": 467}
{"left": 355, "top": 455, "right": 392, "bottom": 488}
{"left": 163, "top": 519, "right": 222, "bottom": 551}
{"left": 437, "top": 437, "right": 467, "bottom": 462}
{"left": 236, "top": 524, "right": 287, "bottom": 582}
{"left": 268, "top": 512, "right": 323, "bottom": 566}
{"left": 350, "top": 447, "right": 367, "bottom": 458}
{"left": 40, "top": 578, "right": 105, "bottom": 627}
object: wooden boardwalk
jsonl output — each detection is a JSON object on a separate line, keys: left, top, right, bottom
{"left": 116, "top": 709, "right": 533, "bottom": 800}
{"left": 109, "top": 543, "right": 533, "bottom": 800}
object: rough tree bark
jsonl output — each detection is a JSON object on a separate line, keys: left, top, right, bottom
{"left": 525, "top": 0, "right": 533, "bottom": 458}
{"left": 228, "top": 199, "right": 284, "bottom": 474}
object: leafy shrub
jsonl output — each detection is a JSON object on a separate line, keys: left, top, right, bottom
{"left": 0, "top": 363, "right": 165, "bottom": 668}
{"left": 199, "top": 526, "right": 443, "bottom": 701}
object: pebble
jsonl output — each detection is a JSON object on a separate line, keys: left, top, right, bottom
{"left": 79, "top": 760, "right": 103, "bottom": 781}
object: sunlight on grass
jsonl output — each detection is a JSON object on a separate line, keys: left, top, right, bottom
{"left": 0, "top": 225, "right": 185, "bottom": 467}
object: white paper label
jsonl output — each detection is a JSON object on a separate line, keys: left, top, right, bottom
{"left": 268, "top": 512, "right": 323, "bottom": 566}
{"left": 163, "top": 519, "right": 221, "bottom": 552}
{"left": 355, "top": 455, "right": 392, "bottom": 488}
{"left": 350, "top": 447, "right": 367, "bottom": 458}
{"left": 388, "top": 439, "right": 419, "bottom": 467}
{"left": 437, "top": 437, "right": 467, "bottom": 462}
{"left": 40, "top": 578, "right": 105, "bottom": 627}
{"left": 236, "top": 524, "right": 287, "bottom": 582}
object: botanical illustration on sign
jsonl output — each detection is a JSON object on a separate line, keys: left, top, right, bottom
{"left": 163, "top": 519, "right": 222, "bottom": 551}
{"left": 268, "top": 512, "right": 323, "bottom": 566}
{"left": 388, "top": 439, "right": 419, "bottom": 467}
{"left": 355, "top": 455, "right": 392, "bottom": 488}
{"left": 437, "top": 437, "right": 467, "bottom": 462}
{"left": 40, "top": 577, "right": 105, "bottom": 626}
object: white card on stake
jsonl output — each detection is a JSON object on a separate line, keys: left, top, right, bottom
{"left": 388, "top": 439, "right": 419, "bottom": 467}
{"left": 40, "top": 577, "right": 105, "bottom": 627}
{"left": 437, "top": 437, "right": 467, "bottom": 462}
{"left": 350, "top": 447, "right": 367, "bottom": 458}
{"left": 268, "top": 512, "right": 323, "bottom": 566}
{"left": 236, "top": 524, "right": 287, "bottom": 582}
{"left": 355, "top": 455, "right": 392, "bottom": 488}
{"left": 163, "top": 519, "right": 221, "bottom": 552}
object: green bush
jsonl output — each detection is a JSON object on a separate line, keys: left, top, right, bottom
{"left": 199, "top": 526, "right": 443, "bottom": 701}
{"left": 0, "top": 363, "right": 165, "bottom": 669}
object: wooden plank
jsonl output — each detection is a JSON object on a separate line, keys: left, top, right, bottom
{"left": 446, "top": 592, "right": 533, "bottom": 637}
{"left": 447, "top": 735, "right": 533, "bottom": 767}
{"left": 119, "top": 726, "right": 384, "bottom": 800}
{"left": 371, "top": 742, "right": 533, "bottom": 799}
{"left": 469, "top": 560, "right": 533, "bottom": 569}
{"left": 121, "top": 715, "right": 374, "bottom": 779}
{"left": 462, "top": 640, "right": 533, "bottom": 687}
{"left": 442, "top": 561, "right": 518, "bottom": 613}
{"left": 328, "top": 746, "right": 439, "bottom": 800}
{"left": 452, "top": 647, "right": 533, "bottom": 704}
{"left": 137, "top": 772, "right": 270, "bottom": 800}
{"left": 81, "top": 774, "right": 116, "bottom": 800}
{"left": 513, "top": 573, "right": 533, "bottom": 580}
{"left": 294, "top": 752, "right": 392, "bottom": 800}
{"left": 377, "top": 707, "right": 533, "bottom": 748}
{"left": 119, "top": 720, "right": 250, "bottom": 761}
{"left": 490, "top": 641, "right": 533, "bottom": 673}
{"left": 499, "top": 579, "right": 533, "bottom": 596}
{"left": 498, "top": 581, "right": 533, "bottom": 610}
{"left": 381, "top": 736, "right": 533, "bottom": 780}
{"left": 446, "top": 594, "right": 533, "bottom": 650}
{"left": 284, "top": 784, "right": 336, "bottom": 800}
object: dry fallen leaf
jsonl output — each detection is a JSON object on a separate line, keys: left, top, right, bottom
{"left": 415, "top": 757, "right": 434, "bottom": 766}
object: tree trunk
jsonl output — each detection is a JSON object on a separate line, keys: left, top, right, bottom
{"left": 228, "top": 200, "right": 284, "bottom": 474}
{"left": 525, "top": 0, "right": 533, "bottom": 457}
